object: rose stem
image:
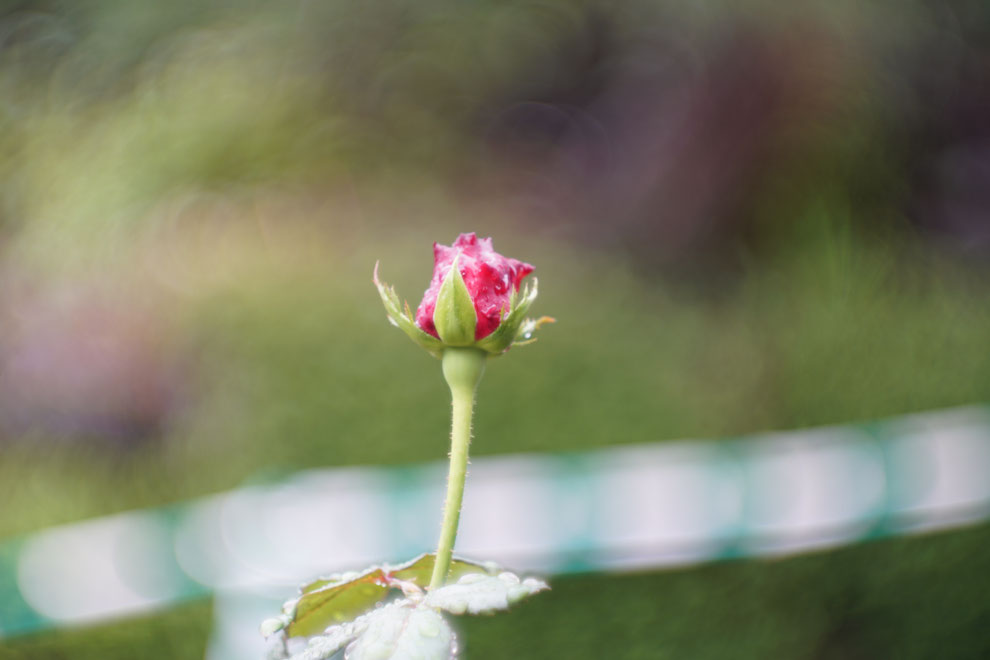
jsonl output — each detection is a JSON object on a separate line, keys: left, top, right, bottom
{"left": 429, "top": 347, "right": 487, "bottom": 590}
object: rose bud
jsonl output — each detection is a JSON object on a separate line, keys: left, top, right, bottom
{"left": 374, "top": 233, "right": 552, "bottom": 357}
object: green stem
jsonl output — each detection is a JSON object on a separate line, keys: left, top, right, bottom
{"left": 429, "top": 347, "right": 486, "bottom": 590}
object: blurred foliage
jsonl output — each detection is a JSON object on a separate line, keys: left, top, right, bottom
{"left": 465, "top": 523, "right": 990, "bottom": 660}
{"left": 0, "top": 0, "right": 989, "bottom": 658}
{"left": 0, "top": 600, "right": 213, "bottom": 660}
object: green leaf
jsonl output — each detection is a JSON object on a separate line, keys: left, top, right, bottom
{"left": 286, "top": 568, "right": 388, "bottom": 638}
{"left": 433, "top": 256, "right": 477, "bottom": 346}
{"left": 281, "top": 555, "right": 495, "bottom": 639}
{"left": 346, "top": 603, "right": 453, "bottom": 660}
{"left": 389, "top": 553, "right": 493, "bottom": 586}
{"left": 425, "top": 571, "right": 549, "bottom": 615}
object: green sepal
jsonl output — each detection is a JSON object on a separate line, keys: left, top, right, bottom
{"left": 477, "top": 277, "right": 545, "bottom": 355}
{"left": 432, "top": 256, "right": 477, "bottom": 346}
{"left": 511, "top": 315, "right": 556, "bottom": 348}
{"left": 373, "top": 262, "right": 444, "bottom": 359}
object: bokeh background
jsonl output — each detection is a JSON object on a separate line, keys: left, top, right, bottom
{"left": 1, "top": 0, "right": 990, "bottom": 658}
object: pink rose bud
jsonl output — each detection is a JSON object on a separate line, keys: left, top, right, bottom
{"left": 374, "top": 233, "right": 552, "bottom": 357}
{"left": 415, "top": 233, "right": 533, "bottom": 342}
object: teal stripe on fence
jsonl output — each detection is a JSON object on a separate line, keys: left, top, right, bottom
{"left": 2, "top": 405, "right": 989, "bottom": 642}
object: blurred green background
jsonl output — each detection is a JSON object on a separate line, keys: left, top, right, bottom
{"left": 1, "top": 0, "right": 989, "bottom": 658}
